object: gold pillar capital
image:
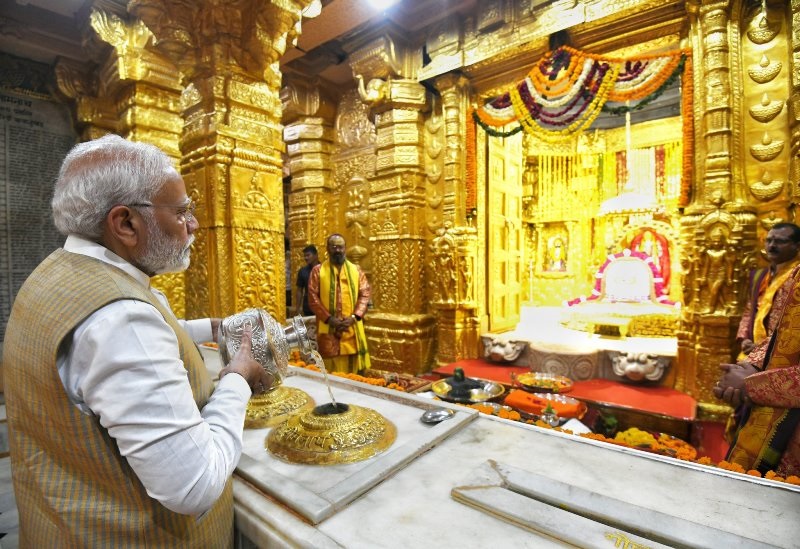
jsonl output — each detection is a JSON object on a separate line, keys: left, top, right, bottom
{"left": 88, "top": 9, "right": 181, "bottom": 93}
{"left": 54, "top": 58, "right": 119, "bottom": 139}
{"left": 129, "top": 0, "right": 307, "bottom": 82}
{"left": 280, "top": 75, "right": 337, "bottom": 124}
{"left": 348, "top": 33, "right": 407, "bottom": 82}
{"left": 433, "top": 72, "right": 470, "bottom": 94}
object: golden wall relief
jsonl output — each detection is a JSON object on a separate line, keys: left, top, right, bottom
{"left": 336, "top": 89, "right": 377, "bottom": 150}
{"left": 330, "top": 88, "right": 376, "bottom": 278}
{"left": 741, "top": 1, "right": 791, "bottom": 224}
{"left": 424, "top": 94, "right": 446, "bottom": 305}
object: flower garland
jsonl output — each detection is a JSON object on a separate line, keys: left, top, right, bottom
{"left": 474, "top": 46, "right": 692, "bottom": 143}
{"left": 565, "top": 249, "right": 675, "bottom": 307}
{"left": 679, "top": 54, "right": 694, "bottom": 207}
{"left": 465, "top": 107, "right": 478, "bottom": 213}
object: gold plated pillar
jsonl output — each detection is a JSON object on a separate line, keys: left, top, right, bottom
{"left": 86, "top": 9, "right": 187, "bottom": 316}
{"left": 130, "top": 0, "right": 308, "bottom": 319}
{"left": 680, "top": 0, "right": 792, "bottom": 417}
{"left": 431, "top": 73, "right": 479, "bottom": 365}
{"left": 349, "top": 34, "right": 436, "bottom": 374}
{"left": 281, "top": 77, "right": 336, "bottom": 281}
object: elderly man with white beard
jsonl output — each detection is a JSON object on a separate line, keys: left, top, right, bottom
{"left": 2, "top": 134, "right": 273, "bottom": 547}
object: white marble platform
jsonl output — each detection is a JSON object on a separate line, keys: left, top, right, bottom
{"left": 513, "top": 306, "right": 678, "bottom": 357}
{"left": 233, "top": 372, "right": 800, "bottom": 548}
{"left": 236, "top": 369, "right": 476, "bottom": 524}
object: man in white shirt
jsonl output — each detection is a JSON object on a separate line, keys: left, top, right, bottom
{"left": 3, "top": 134, "right": 271, "bottom": 546}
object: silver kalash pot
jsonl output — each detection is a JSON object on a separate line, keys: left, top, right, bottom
{"left": 218, "top": 310, "right": 315, "bottom": 427}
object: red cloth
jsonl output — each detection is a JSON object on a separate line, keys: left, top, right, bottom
{"left": 569, "top": 379, "right": 696, "bottom": 420}
{"left": 432, "top": 359, "right": 528, "bottom": 385}
{"left": 433, "top": 359, "right": 696, "bottom": 421}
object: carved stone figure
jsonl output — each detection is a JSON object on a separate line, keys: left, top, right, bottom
{"left": 356, "top": 74, "right": 389, "bottom": 105}
{"left": 697, "top": 226, "right": 736, "bottom": 314}
{"left": 431, "top": 222, "right": 457, "bottom": 303}
{"left": 484, "top": 337, "right": 527, "bottom": 363}
{"left": 610, "top": 352, "right": 670, "bottom": 382}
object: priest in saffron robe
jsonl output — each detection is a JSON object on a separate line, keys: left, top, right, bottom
{"left": 307, "top": 233, "right": 371, "bottom": 373}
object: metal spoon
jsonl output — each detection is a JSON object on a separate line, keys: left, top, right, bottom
{"left": 420, "top": 407, "right": 456, "bottom": 424}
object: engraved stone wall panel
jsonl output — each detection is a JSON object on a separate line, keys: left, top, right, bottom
{"left": 0, "top": 89, "right": 76, "bottom": 350}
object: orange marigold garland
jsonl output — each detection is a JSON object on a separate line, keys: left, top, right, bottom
{"left": 465, "top": 107, "right": 478, "bottom": 214}
{"left": 679, "top": 53, "right": 694, "bottom": 207}
{"left": 474, "top": 46, "right": 691, "bottom": 143}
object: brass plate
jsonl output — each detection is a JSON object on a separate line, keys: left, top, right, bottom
{"left": 245, "top": 386, "right": 315, "bottom": 429}
{"left": 512, "top": 372, "right": 573, "bottom": 394}
{"left": 266, "top": 403, "right": 397, "bottom": 465}
{"left": 431, "top": 378, "right": 505, "bottom": 403}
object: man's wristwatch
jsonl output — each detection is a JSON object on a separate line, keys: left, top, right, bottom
{"left": 352, "top": 314, "right": 361, "bottom": 321}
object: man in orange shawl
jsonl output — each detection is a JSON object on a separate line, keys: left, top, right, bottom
{"left": 308, "top": 233, "right": 371, "bottom": 373}
{"left": 715, "top": 260, "right": 800, "bottom": 476}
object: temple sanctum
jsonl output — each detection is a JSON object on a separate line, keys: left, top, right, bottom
{"left": 1, "top": 0, "right": 799, "bottom": 547}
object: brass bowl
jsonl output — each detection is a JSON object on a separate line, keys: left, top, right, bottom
{"left": 266, "top": 403, "right": 397, "bottom": 465}
{"left": 511, "top": 372, "right": 573, "bottom": 394}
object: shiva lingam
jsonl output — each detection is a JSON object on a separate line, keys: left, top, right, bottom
{"left": 219, "top": 309, "right": 315, "bottom": 428}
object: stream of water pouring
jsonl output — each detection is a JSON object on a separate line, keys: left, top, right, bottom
{"left": 308, "top": 349, "right": 338, "bottom": 407}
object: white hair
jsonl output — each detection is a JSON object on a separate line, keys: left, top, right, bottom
{"left": 51, "top": 134, "right": 176, "bottom": 238}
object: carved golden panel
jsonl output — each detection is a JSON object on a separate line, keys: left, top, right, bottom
{"left": 364, "top": 312, "right": 436, "bottom": 375}
{"left": 234, "top": 228, "right": 281, "bottom": 317}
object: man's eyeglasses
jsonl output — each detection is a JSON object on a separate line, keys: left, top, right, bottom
{"left": 129, "top": 200, "right": 197, "bottom": 223}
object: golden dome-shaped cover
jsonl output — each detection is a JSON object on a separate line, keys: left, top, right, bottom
{"left": 267, "top": 403, "right": 397, "bottom": 465}
{"left": 245, "top": 386, "right": 315, "bottom": 429}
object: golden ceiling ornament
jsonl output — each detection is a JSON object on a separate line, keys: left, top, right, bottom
{"left": 748, "top": 55, "right": 782, "bottom": 84}
{"left": 749, "top": 93, "right": 784, "bottom": 123}
{"left": 245, "top": 386, "right": 316, "bottom": 429}
{"left": 747, "top": 9, "right": 781, "bottom": 45}
{"left": 748, "top": 170, "right": 784, "bottom": 201}
{"left": 267, "top": 403, "right": 397, "bottom": 465}
{"left": 749, "top": 132, "right": 784, "bottom": 162}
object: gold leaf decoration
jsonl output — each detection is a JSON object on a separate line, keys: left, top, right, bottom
{"left": 427, "top": 163, "right": 442, "bottom": 184}
{"left": 747, "top": 55, "right": 781, "bottom": 84}
{"left": 749, "top": 171, "right": 784, "bottom": 201}
{"left": 749, "top": 132, "right": 784, "bottom": 162}
{"left": 747, "top": 12, "right": 780, "bottom": 44}
{"left": 748, "top": 93, "right": 784, "bottom": 123}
